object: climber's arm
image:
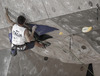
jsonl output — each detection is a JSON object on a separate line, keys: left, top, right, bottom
{"left": 5, "top": 8, "right": 15, "bottom": 26}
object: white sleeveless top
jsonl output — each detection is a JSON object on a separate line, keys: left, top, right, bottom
{"left": 12, "top": 24, "right": 26, "bottom": 45}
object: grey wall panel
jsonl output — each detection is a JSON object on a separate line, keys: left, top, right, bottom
{"left": 0, "top": 49, "right": 11, "bottom": 76}
{"left": 43, "top": 0, "right": 98, "bottom": 18}
{"left": 1, "top": 0, "right": 48, "bottom": 28}
{"left": 0, "top": 0, "right": 99, "bottom": 29}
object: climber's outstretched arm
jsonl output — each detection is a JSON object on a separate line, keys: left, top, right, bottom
{"left": 5, "top": 8, "right": 15, "bottom": 26}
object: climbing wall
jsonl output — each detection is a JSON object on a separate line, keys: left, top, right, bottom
{"left": 0, "top": 0, "right": 99, "bottom": 29}
{"left": 0, "top": 0, "right": 100, "bottom": 76}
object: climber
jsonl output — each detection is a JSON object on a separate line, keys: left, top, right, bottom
{"left": 5, "top": 8, "right": 45, "bottom": 56}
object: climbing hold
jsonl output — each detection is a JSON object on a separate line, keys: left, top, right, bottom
{"left": 59, "top": 32, "right": 63, "bottom": 35}
{"left": 78, "top": 6, "right": 81, "bottom": 10}
{"left": 81, "top": 45, "right": 87, "bottom": 50}
{"left": 80, "top": 66, "right": 84, "bottom": 71}
{"left": 88, "top": 1, "right": 93, "bottom": 7}
{"left": 82, "top": 26, "right": 92, "bottom": 33}
{"left": 44, "top": 57, "right": 48, "bottom": 61}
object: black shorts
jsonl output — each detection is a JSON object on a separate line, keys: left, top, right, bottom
{"left": 25, "top": 41, "right": 35, "bottom": 50}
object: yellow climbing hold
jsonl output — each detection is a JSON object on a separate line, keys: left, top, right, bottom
{"left": 59, "top": 32, "right": 63, "bottom": 35}
{"left": 82, "top": 26, "right": 92, "bottom": 33}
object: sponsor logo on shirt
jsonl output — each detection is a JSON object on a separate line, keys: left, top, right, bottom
{"left": 13, "top": 30, "right": 22, "bottom": 37}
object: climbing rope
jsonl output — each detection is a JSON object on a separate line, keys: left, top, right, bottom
{"left": 68, "top": 35, "right": 94, "bottom": 76}
{"left": 51, "top": 33, "right": 94, "bottom": 75}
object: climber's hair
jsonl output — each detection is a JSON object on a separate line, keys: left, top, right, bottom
{"left": 17, "top": 15, "right": 26, "bottom": 25}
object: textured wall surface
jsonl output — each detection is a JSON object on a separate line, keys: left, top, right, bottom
{"left": 0, "top": 49, "right": 11, "bottom": 76}
{"left": 0, "top": 0, "right": 99, "bottom": 29}
{"left": 93, "top": 63, "right": 100, "bottom": 76}
{"left": 32, "top": 18, "right": 100, "bottom": 64}
{"left": 7, "top": 51, "right": 88, "bottom": 76}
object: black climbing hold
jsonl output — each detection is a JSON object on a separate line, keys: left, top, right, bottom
{"left": 81, "top": 45, "right": 87, "bottom": 50}
{"left": 44, "top": 57, "right": 48, "bottom": 61}
{"left": 22, "top": 75, "right": 24, "bottom": 76}
{"left": 88, "top": 1, "right": 93, "bottom": 7}
{"left": 78, "top": 6, "right": 81, "bottom": 10}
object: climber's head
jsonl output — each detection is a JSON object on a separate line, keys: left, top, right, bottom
{"left": 17, "top": 15, "right": 26, "bottom": 26}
